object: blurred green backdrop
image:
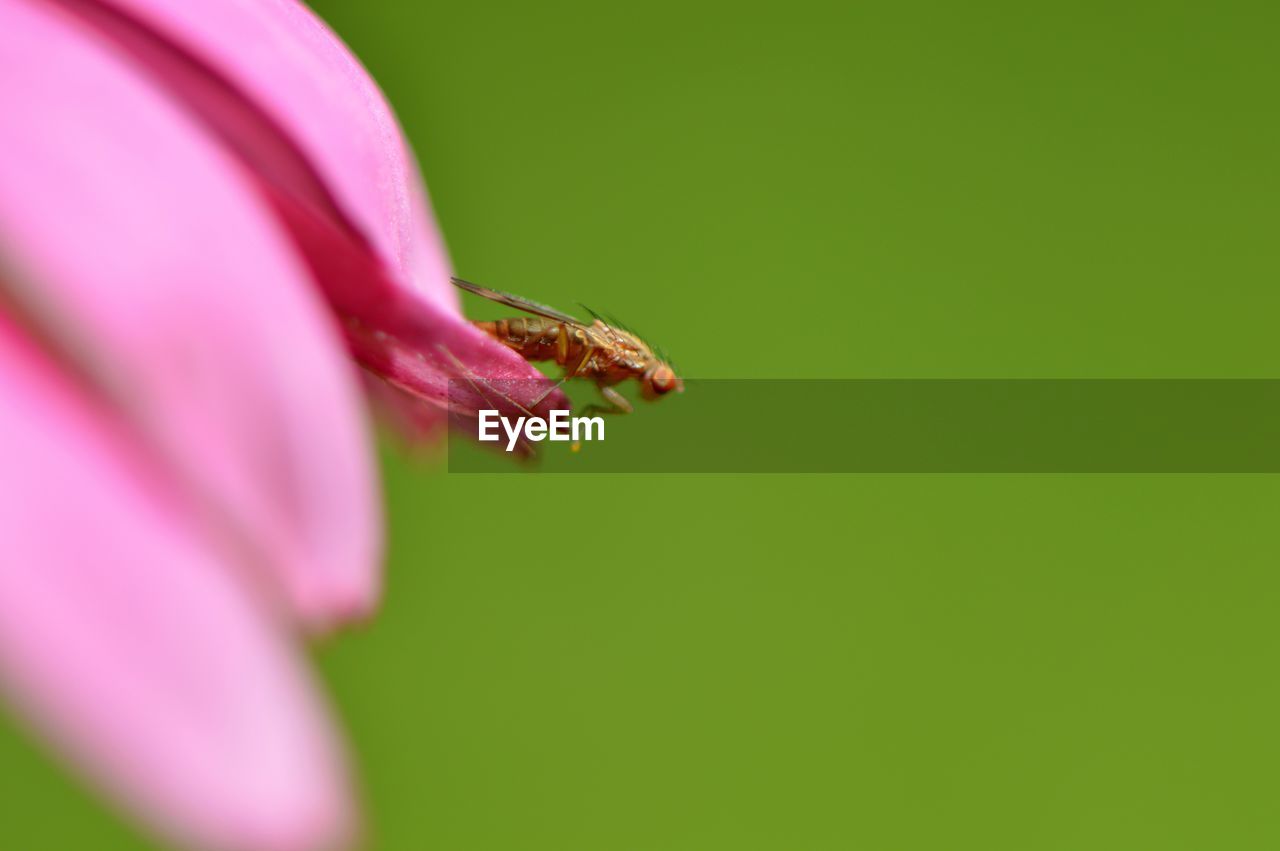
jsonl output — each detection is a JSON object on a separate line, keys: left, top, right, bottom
{"left": 5, "top": 0, "right": 1280, "bottom": 848}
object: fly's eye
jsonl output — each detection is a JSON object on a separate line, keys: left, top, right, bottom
{"left": 651, "top": 366, "right": 677, "bottom": 394}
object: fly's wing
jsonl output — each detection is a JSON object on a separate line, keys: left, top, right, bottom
{"left": 451, "top": 278, "right": 585, "bottom": 326}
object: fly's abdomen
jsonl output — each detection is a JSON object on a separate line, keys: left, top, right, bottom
{"left": 473, "top": 317, "right": 574, "bottom": 364}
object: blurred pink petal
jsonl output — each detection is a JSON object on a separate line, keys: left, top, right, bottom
{"left": 0, "top": 312, "right": 354, "bottom": 851}
{"left": 0, "top": 0, "right": 556, "bottom": 846}
{"left": 0, "top": 0, "right": 380, "bottom": 628}
{"left": 361, "top": 371, "right": 449, "bottom": 446}
{"left": 95, "top": 0, "right": 454, "bottom": 308}
{"left": 57, "top": 0, "right": 568, "bottom": 421}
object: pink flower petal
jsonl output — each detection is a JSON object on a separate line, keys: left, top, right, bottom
{"left": 54, "top": 0, "right": 569, "bottom": 424}
{"left": 361, "top": 371, "right": 449, "bottom": 446}
{"left": 0, "top": 312, "right": 355, "bottom": 851}
{"left": 94, "top": 0, "right": 454, "bottom": 308}
{"left": 0, "top": 0, "right": 380, "bottom": 627}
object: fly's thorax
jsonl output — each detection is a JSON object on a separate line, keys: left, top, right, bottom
{"left": 606, "top": 327, "right": 653, "bottom": 357}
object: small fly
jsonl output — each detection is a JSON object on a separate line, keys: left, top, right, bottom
{"left": 452, "top": 277, "right": 682, "bottom": 415}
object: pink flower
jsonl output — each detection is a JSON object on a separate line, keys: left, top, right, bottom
{"left": 0, "top": 1, "right": 563, "bottom": 849}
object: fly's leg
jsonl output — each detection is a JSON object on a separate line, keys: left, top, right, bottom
{"left": 572, "top": 385, "right": 630, "bottom": 452}
{"left": 556, "top": 322, "right": 570, "bottom": 365}
{"left": 580, "top": 385, "right": 633, "bottom": 417}
{"left": 435, "top": 343, "right": 537, "bottom": 419}
{"left": 532, "top": 324, "right": 576, "bottom": 405}
{"left": 601, "top": 385, "right": 634, "bottom": 413}
{"left": 531, "top": 344, "right": 596, "bottom": 408}
{"left": 531, "top": 377, "right": 568, "bottom": 410}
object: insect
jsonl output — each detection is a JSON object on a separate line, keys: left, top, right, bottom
{"left": 452, "top": 277, "right": 683, "bottom": 415}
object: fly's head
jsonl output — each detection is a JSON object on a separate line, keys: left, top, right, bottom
{"left": 640, "top": 359, "right": 683, "bottom": 400}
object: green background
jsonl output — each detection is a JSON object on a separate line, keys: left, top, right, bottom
{"left": 5, "top": 0, "right": 1280, "bottom": 848}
